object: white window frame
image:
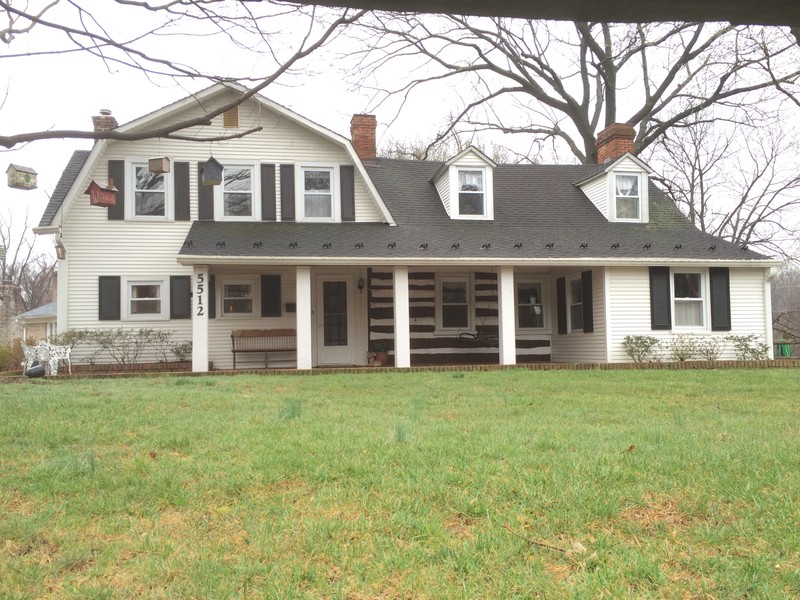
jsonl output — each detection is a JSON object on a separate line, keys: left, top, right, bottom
{"left": 608, "top": 170, "right": 649, "bottom": 223}
{"left": 568, "top": 276, "right": 584, "bottom": 332}
{"left": 515, "top": 278, "right": 548, "bottom": 332}
{"left": 296, "top": 164, "right": 340, "bottom": 223}
{"left": 449, "top": 165, "right": 494, "bottom": 220}
{"left": 126, "top": 280, "right": 167, "bottom": 320}
{"left": 219, "top": 277, "right": 259, "bottom": 318}
{"left": 435, "top": 274, "right": 474, "bottom": 333}
{"left": 214, "top": 163, "right": 260, "bottom": 221}
{"left": 671, "top": 269, "right": 708, "bottom": 330}
{"left": 125, "top": 158, "right": 173, "bottom": 221}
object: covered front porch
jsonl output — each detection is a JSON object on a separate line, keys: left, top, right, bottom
{"left": 189, "top": 263, "right": 600, "bottom": 372}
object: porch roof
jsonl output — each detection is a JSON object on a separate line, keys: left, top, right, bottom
{"left": 178, "top": 158, "right": 773, "bottom": 265}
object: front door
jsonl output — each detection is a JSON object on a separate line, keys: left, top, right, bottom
{"left": 315, "top": 276, "right": 355, "bottom": 366}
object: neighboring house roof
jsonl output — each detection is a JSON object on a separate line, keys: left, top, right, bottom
{"left": 38, "top": 151, "right": 91, "bottom": 228}
{"left": 178, "top": 158, "right": 770, "bottom": 265}
{"left": 15, "top": 302, "right": 57, "bottom": 321}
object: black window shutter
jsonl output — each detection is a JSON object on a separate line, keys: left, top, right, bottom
{"left": 198, "top": 163, "right": 214, "bottom": 220}
{"left": 174, "top": 162, "right": 190, "bottom": 221}
{"left": 709, "top": 267, "right": 731, "bottom": 331}
{"left": 340, "top": 165, "right": 355, "bottom": 222}
{"left": 170, "top": 275, "right": 191, "bottom": 319}
{"left": 208, "top": 275, "right": 216, "bottom": 319}
{"left": 649, "top": 266, "right": 672, "bottom": 330}
{"left": 280, "top": 164, "right": 295, "bottom": 222}
{"left": 98, "top": 276, "right": 121, "bottom": 320}
{"left": 261, "top": 275, "right": 282, "bottom": 317}
{"left": 581, "top": 270, "right": 594, "bottom": 333}
{"left": 556, "top": 276, "right": 567, "bottom": 335}
{"left": 107, "top": 160, "right": 125, "bottom": 220}
{"left": 261, "top": 164, "right": 277, "bottom": 221}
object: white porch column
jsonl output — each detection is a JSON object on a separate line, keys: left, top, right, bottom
{"left": 192, "top": 265, "right": 209, "bottom": 373}
{"left": 498, "top": 266, "right": 517, "bottom": 366}
{"left": 393, "top": 266, "right": 411, "bottom": 368}
{"left": 296, "top": 266, "right": 313, "bottom": 369}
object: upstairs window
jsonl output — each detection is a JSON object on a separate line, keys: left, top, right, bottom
{"left": 303, "top": 167, "right": 334, "bottom": 220}
{"left": 222, "top": 167, "right": 253, "bottom": 218}
{"left": 458, "top": 170, "right": 485, "bottom": 216}
{"left": 133, "top": 165, "right": 166, "bottom": 217}
{"left": 615, "top": 173, "right": 641, "bottom": 220}
{"left": 673, "top": 272, "right": 704, "bottom": 327}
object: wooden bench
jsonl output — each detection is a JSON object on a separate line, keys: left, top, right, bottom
{"left": 231, "top": 329, "right": 297, "bottom": 369}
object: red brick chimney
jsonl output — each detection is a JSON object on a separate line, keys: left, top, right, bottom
{"left": 92, "top": 109, "right": 118, "bottom": 133}
{"left": 350, "top": 114, "right": 377, "bottom": 162}
{"left": 595, "top": 123, "right": 635, "bottom": 164}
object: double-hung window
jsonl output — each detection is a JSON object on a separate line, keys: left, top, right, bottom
{"left": 615, "top": 173, "right": 640, "bottom": 220}
{"left": 673, "top": 272, "right": 704, "bottom": 327}
{"left": 438, "top": 276, "right": 471, "bottom": 330}
{"left": 302, "top": 167, "right": 334, "bottom": 220}
{"left": 222, "top": 166, "right": 253, "bottom": 218}
{"left": 458, "top": 169, "right": 485, "bottom": 216}
{"left": 569, "top": 278, "right": 584, "bottom": 331}
{"left": 129, "top": 282, "right": 163, "bottom": 317}
{"left": 222, "top": 281, "right": 255, "bottom": 315}
{"left": 516, "top": 281, "right": 545, "bottom": 329}
{"left": 133, "top": 164, "right": 166, "bottom": 217}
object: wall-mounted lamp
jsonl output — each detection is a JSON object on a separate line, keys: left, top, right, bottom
{"left": 358, "top": 277, "right": 365, "bottom": 293}
{"left": 54, "top": 240, "right": 66, "bottom": 260}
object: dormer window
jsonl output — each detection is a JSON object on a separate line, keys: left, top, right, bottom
{"left": 458, "top": 169, "right": 485, "bottom": 216}
{"left": 615, "top": 173, "right": 640, "bottom": 220}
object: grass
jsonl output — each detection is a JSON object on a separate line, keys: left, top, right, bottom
{"left": 1, "top": 369, "right": 799, "bottom": 598}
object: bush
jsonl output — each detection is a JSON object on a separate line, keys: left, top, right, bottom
{"left": 668, "top": 334, "right": 698, "bottom": 361}
{"left": 697, "top": 336, "right": 726, "bottom": 362}
{"left": 0, "top": 340, "right": 23, "bottom": 372}
{"left": 726, "top": 335, "right": 769, "bottom": 360}
{"left": 622, "top": 335, "right": 662, "bottom": 362}
{"left": 172, "top": 340, "right": 192, "bottom": 362}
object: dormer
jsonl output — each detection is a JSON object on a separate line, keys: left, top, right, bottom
{"left": 431, "top": 146, "right": 497, "bottom": 220}
{"left": 577, "top": 124, "right": 653, "bottom": 223}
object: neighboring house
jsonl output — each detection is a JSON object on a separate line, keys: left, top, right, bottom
{"left": 13, "top": 302, "right": 57, "bottom": 342}
{"left": 34, "top": 84, "right": 780, "bottom": 371}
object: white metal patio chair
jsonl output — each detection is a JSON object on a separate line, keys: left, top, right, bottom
{"left": 46, "top": 345, "right": 72, "bottom": 376}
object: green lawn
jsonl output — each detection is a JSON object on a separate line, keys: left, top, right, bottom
{"left": 1, "top": 369, "right": 799, "bottom": 598}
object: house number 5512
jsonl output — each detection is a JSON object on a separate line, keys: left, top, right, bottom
{"left": 196, "top": 272, "right": 205, "bottom": 317}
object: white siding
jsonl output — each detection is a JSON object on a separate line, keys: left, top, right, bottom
{"left": 606, "top": 266, "right": 771, "bottom": 362}
{"left": 550, "top": 267, "right": 608, "bottom": 363}
{"left": 435, "top": 175, "right": 451, "bottom": 216}
{"left": 580, "top": 176, "right": 608, "bottom": 218}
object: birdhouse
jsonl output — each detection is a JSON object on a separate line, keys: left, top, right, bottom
{"left": 202, "top": 157, "right": 223, "bottom": 186}
{"left": 148, "top": 156, "right": 171, "bottom": 174}
{"left": 85, "top": 179, "right": 118, "bottom": 207}
{"left": 6, "top": 164, "right": 38, "bottom": 190}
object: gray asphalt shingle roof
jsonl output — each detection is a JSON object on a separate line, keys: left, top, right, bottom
{"left": 38, "top": 150, "right": 90, "bottom": 228}
{"left": 179, "top": 158, "right": 768, "bottom": 262}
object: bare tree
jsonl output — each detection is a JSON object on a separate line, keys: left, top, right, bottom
{"left": 0, "top": 1, "right": 366, "bottom": 149}
{"left": 772, "top": 267, "right": 800, "bottom": 353}
{"left": 651, "top": 118, "right": 800, "bottom": 259}
{"left": 347, "top": 17, "right": 800, "bottom": 164}
{"left": 1, "top": 210, "right": 56, "bottom": 313}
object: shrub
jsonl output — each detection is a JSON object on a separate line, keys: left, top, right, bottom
{"left": 726, "top": 334, "right": 769, "bottom": 360}
{"left": 668, "top": 334, "right": 698, "bottom": 361}
{"left": 172, "top": 340, "right": 192, "bottom": 362}
{"left": 0, "top": 340, "right": 24, "bottom": 372}
{"left": 697, "top": 336, "right": 726, "bottom": 363}
{"left": 622, "top": 335, "right": 662, "bottom": 362}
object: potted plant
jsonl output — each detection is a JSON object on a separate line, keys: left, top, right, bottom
{"left": 369, "top": 340, "right": 390, "bottom": 366}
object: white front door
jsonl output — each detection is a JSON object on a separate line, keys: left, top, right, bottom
{"left": 315, "top": 275, "right": 355, "bottom": 366}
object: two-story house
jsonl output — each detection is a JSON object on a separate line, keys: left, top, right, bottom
{"left": 35, "top": 83, "right": 779, "bottom": 371}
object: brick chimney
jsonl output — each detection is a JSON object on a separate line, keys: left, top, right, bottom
{"left": 595, "top": 123, "right": 635, "bottom": 164}
{"left": 92, "top": 109, "right": 118, "bottom": 133}
{"left": 350, "top": 114, "right": 377, "bottom": 162}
